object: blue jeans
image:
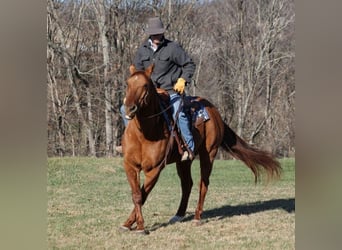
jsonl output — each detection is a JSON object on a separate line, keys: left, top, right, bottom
{"left": 170, "top": 93, "right": 194, "bottom": 152}
{"left": 120, "top": 94, "right": 194, "bottom": 152}
{"left": 120, "top": 104, "right": 128, "bottom": 127}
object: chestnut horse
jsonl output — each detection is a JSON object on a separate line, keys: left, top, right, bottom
{"left": 121, "top": 64, "right": 281, "bottom": 234}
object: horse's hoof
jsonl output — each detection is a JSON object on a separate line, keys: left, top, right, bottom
{"left": 134, "top": 229, "right": 150, "bottom": 235}
{"left": 169, "top": 215, "right": 184, "bottom": 224}
{"left": 192, "top": 219, "right": 202, "bottom": 226}
{"left": 118, "top": 225, "right": 130, "bottom": 232}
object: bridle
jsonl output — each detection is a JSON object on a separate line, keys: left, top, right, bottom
{"left": 132, "top": 80, "right": 174, "bottom": 120}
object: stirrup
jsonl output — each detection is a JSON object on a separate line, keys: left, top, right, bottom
{"left": 181, "top": 151, "right": 194, "bottom": 161}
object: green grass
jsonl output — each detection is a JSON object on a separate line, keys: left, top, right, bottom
{"left": 47, "top": 157, "right": 295, "bottom": 249}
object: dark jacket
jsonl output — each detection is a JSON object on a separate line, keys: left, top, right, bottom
{"left": 134, "top": 38, "right": 196, "bottom": 94}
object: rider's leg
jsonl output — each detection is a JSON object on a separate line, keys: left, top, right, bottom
{"left": 170, "top": 94, "right": 194, "bottom": 161}
{"left": 116, "top": 104, "right": 128, "bottom": 154}
{"left": 120, "top": 104, "right": 129, "bottom": 128}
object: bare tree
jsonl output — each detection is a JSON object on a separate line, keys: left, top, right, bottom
{"left": 91, "top": 0, "right": 114, "bottom": 157}
{"left": 47, "top": 0, "right": 96, "bottom": 156}
{"left": 198, "top": 0, "right": 294, "bottom": 155}
{"left": 47, "top": 0, "right": 295, "bottom": 158}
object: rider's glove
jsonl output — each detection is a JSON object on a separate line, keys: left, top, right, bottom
{"left": 173, "top": 78, "right": 186, "bottom": 94}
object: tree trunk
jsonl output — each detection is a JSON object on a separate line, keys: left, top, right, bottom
{"left": 47, "top": 66, "right": 66, "bottom": 156}
{"left": 92, "top": 0, "right": 113, "bottom": 157}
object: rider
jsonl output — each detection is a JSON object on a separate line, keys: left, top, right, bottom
{"left": 120, "top": 17, "right": 196, "bottom": 161}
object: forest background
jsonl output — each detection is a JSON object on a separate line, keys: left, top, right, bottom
{"left": 47, "top": 0, "right": 295, "bottom": 158}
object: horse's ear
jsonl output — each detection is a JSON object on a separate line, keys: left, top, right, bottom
{"left": 129, "top": 65, "right": 136, "bottom": 75}
{"left": 145, "top": 64, "right": 154, "bottom": 78}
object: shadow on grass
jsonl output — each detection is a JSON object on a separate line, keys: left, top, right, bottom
{"left": 200, "top": 198, "right": 295, "bottom": 221}
{"left": 149, "top": 198, "right": 294, "bottom": 231}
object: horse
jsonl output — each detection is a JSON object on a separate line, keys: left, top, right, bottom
{"left": 120, "top": 64, "right": 281, "bottom": 234}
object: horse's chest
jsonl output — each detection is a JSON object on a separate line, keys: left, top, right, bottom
{"left": 140, "top": 143, "right": 167, "bottom": 167}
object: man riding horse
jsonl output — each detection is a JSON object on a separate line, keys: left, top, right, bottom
{"left": 119, "top": 17, "right": 196, "bottom": 161}
{"left": 119, "top": 17, "right": 281, "bottom": 234}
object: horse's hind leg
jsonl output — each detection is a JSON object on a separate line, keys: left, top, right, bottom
{"left": 194, "top": 147, "right": 217, "bottom": 222}
{"left": 170, "top": 161, "right": 193, "bottom": 223}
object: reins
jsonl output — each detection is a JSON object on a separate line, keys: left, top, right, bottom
{"left": 138, "top": 83, "right": 174, "bottom": 119}
{"left": 145, "top": 102, "right": 173, "bottom": 119}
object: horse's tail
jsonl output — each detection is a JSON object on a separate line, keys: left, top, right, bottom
{"left": 220, "top": 123, "right": 281, "bottom": 183}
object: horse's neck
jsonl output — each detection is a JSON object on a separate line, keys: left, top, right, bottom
{"left": 136, "top": 95, "right": 168, "bottom": 140}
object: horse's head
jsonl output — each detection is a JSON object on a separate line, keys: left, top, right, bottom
{"left": 124, "top": 64, "right": 154, "bottom": 120}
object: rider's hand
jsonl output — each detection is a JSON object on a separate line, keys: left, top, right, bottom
{"left": 173, "top": 78, "right": 186, "bottom": 94}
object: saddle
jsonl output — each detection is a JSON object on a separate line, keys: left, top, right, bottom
{"left": 156, "top": 88, "right": 210, "bottom": 155}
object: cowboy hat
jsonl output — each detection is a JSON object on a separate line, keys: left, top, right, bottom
{"left": 145, "top": 17, "right": 165, "bottom": 35}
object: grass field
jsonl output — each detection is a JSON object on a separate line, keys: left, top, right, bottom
{"left": 47, "top": 157, "right": 295, "bottom": 249}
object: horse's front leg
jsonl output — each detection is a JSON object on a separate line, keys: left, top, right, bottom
{"left": 141, "top": 166, "right": 163, "bottom": 204}
{"left": 121, "top": 166, "right": 145, "bottom": 232}
{"left": 122, "top": 194, "right": 144, "bottom": 231}
{"left": 122, "top": 166, "right": 162, "bottom": 233}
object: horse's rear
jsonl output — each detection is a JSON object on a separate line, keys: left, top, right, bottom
{"left": 169, "top": 97, "right": 281, "bottom": 223}
{"left": 194, "top": 97, "right": 281, "bottom": 183}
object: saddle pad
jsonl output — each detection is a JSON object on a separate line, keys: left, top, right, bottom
{"left": 184, "top": 96, "right": 210, "bottom": 124}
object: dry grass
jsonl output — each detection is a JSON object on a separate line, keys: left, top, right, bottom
{"left": 47, "top": 157, "right": 295, "bottom": 249}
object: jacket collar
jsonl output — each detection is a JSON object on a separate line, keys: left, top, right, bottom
{"left": 143, "top": 37, "right": 169, "bottom": 51}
